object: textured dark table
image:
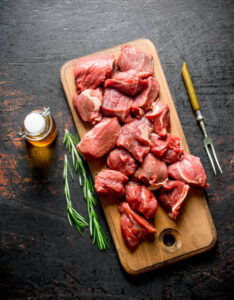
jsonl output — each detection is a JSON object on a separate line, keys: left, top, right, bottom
{"left": 0, "top": 0, "right": 233, "bottom": 299}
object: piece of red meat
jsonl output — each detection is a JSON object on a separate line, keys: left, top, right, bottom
{"left": 125, "top": 181, "right": 158, "bottom": 219}
{"left": 146, "top": 100, "right": 170, "bottom": 137}
{"left": 150, "top": 133, "right": 184, "bottom": 164}
{"left": 132, "top": 77, "right": 160, "bottom": 118}
{"left": 117, "top": 44, "right": 154, "bottom": 75}
{"left": 77, "top": 117, "right": 121, "bottom": 160}
{"left": 104, "top": 70, "right": 150, "bottom": 96}
{"left": 150, "top": 133, "right": 170, "bottom": 158}
{"left": 119, "top": 202, "right": 157, "bottom": 250}
{"left": 158, "top": 180, "right": 190, "bottom": 219}
{"left": 107, "top": 148, "right": 137, "bottom": 176}
{"left": 134, "top": 153, "right": 168, "bottom": 190}
{"left": 162, "top": 135, "right": 184, "bottom": 164}
{"left": 72, "top": 88, "right": 103, "bottom": 125}
{"left": 101, "top": 88, "right": 133, "bottom": 123}
{"left": 94, "top": 169, "right": 128, "bottom": 197}
{"left": 117, "top": 117, "right": 153, "bottom": 162}
{"left": 168, "top": 153, "right": 209, "bottom": 188}
{"left": 73, "top": 54, "right": 115, "bottom": 92}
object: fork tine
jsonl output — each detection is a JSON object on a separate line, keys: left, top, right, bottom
{"left": 210, "top": 142, "right": 223, "bottom": 174}
{"left": 204, "top": 144, "right": 216, "bottom": 174}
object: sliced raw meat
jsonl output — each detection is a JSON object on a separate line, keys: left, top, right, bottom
{"left": 94, "top": 169, "right": 128, "bottom": 197}
{"left": 117, "top": 44, "right": 154, "bottom": 75}
{"left": 159, "top": 180, "right": 190, "bottom": 219}
{"left": 74, "top": 54, "right": 115, "bottom": 92}
{"left": 146, "top": 100, "right": 170, "bottom": 137}
{"left": 72, "top": 88, "right": 103, "bottom": 125}
{"left": 150, "top": 133, "right": 170, "bottom": 158}
{"left": 168, "top": 153, "right": 209, "bottom": 188}
{"left": 132, "top": 77, "right": 160, "bottom": 117}
{"left": 117, "top": 118, "right": 153, "bottom": 162}
{"left": 162, "top": 135, "right": 184, "bottom": 164}
{"left": 135, "top": 153, "right": 168, "bottom": 190}
{"left": 119, "top": 202, "right": 157, "bottom": 250}
{"left": 125, "top": 181, "right": 158, "bottom": 219}
{"left": 104, "top": 70, "right": 150, "bottom": 96}
{"left": 107, "top": 148, "right": 137, "bottom": 176}
{"left": 77, "top": 117, "right": 121, "bottom": 160}
{"left": 101, "top": 88, "right": 133, "bottom": 123}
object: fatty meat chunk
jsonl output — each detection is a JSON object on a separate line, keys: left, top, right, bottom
{"left": 132, "top": 77, "right": 160, "bottom": 118}
{"left": 73, "top": 54, "right": 115, "bottom": 92}
{"left": 119, "top": 202, "right": 157, "bottom": 250}
{"left": 72, "top": 88, "right": 103, "bottom": 125}
{"left": 95, "top": 169, "right": 128, "bottom": 197}
{"left": 104, "top": 70, "right": 150, "bottom": 96}
{"left": 77, "top": 117, "right": 121, "bottom": 160}
{"left": 117, "top": 118, "right": 153, "bottom": 162}
{"left": 134, "top": 153, "right": 168, "bottom": 190}
{"left": 107, "top": 148, "right": 137, "bottom": 176}
{"left": 117, "top": 44, "right": 154, "bottom": 75}
{"left": 101, "top": 88, "right": 133, "bottom": 123}
{"left": 146, "top": 100, "right": 170, "bottom": 137}
{"left": 159, "top": 180, "right": 190, "bottom": 219}
{"left": 168, "top": 154, "right": 209, "bottom": 188}
{"left": 125, "top": 181, "right": 158, "bottom": 219}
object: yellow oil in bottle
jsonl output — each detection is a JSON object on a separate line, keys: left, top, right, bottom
{"left": 20, "top": 108, "right": 57, "bottom": 147}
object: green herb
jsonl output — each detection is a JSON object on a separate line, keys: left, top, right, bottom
{"left": 63, "top": 154, "right": 88, "bottom": 232}
{"left": 63, "top": 129, "right": 108, "bottom": 250}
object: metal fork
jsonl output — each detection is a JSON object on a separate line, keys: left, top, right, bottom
{"left": 181, "top": 62, "right": 222, "bottom": 174}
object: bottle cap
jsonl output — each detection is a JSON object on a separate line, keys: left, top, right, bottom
{"left": 24, "top": 112, "right": 46, "bottom": 135}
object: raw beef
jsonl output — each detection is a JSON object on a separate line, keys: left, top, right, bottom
{"left": 150, "top": 133, "right": 170, "bottom": 158}
{"left": 104, "top": 70, "right": 150, "bottom": 96}
{"left": 117, "top": 117, "right": 153, "bottom": 162}
{"left": 119, "top": 202, "right": 157, "bottom": 250}
{"left": 132, "top": 77, "right": 160, "bottom": 117}
{"left": 135, "top": 153, "right": 168, "bottom": 190}
{"left": 107, "top": 148, "right": 137, "bottom": 176}
{"left": 117, "top": 44, "right": 154, "bottom": 75}
{"left": 168, "top": 154, "right": 209, "bottom": 188}
{"left": 125, "top": 181, "right": 158, "bottom": 219}
{"left": 77, "top": 117, "right": 121, "bottom": 160}
{"left": 101, "top": 88, "right": 133, "bottom": 123}
{"left": 94, "top": 169, "right": 128, "bottom": 197}
{"left": 72, "top": 88, "right": 103, "bottom": 125}
{"left": 162, "top": 135, "right": 184, "bottom": 164}
{"left": 74, "top": 54, "right": 115, "bottom": 92}
{"left": 146, "top": 100, "right": 170, "bottom": 137}
{"left": 159, "top": 180, "right": 190, "bottom": 219}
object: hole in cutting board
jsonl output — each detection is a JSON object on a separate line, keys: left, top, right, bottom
{"left": 159, "top": 229, "right": 182, "bottom": 253}
{"left": 163, "top": 233, "right": 175, "bottom": 247}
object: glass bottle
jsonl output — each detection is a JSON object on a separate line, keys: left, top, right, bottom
{"left": 19, "top": 107, "right": 57, "bottom": 147}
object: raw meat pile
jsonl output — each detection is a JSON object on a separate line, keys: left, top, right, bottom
{"left": 73, "top": 45, "right": 209, "bottom": 250}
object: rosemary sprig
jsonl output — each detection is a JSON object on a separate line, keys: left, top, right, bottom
{"left": 63, "top": 154, "right": 88, "bottom": 233}
{"left": 63, "top": 129, "right": 108, "bottom": 250}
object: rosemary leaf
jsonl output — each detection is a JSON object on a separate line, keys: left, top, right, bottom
{"left": 67, "top": 211, "right": 73, "bottom": 226}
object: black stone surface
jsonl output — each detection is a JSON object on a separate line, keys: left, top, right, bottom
{"left": 0, "top": 0, "right": 233, "bottom": 299}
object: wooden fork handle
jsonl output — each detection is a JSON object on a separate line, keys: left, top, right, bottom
{"left": 182, "top": 62, "right": 200, "bottom": 111}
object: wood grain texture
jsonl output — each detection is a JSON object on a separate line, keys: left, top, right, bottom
{"left": 0, "top": 0, "right": 233, "bottom": 298}
{"left": 61, "top": 39, "right": 217, "bottom": 275}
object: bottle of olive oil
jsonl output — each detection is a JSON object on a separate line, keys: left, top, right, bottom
{"left": 20, "top": 107, "right": 57, "bottom": 147}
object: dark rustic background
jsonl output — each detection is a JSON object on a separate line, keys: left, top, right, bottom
{"left": 0, "top": 0, "right": 233, "bottom": 299}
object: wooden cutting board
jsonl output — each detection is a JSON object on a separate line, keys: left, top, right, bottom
{"left": 60, "top": 39, "right": 217, "bottom": 275}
